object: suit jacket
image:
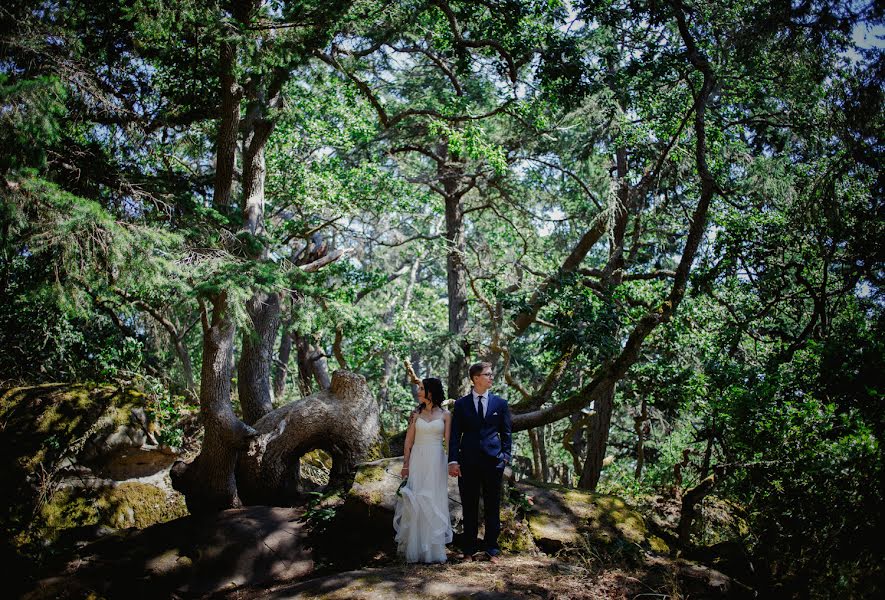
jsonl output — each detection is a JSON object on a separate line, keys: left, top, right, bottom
{"left": 448, "top": 391, "right": 512, "bottom": 468}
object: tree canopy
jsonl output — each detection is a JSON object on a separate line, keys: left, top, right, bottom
{"left": 1, "top": 0, "right": 882, "bottom": 596}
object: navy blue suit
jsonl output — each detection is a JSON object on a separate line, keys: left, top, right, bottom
{"left": 448, "top": 390, "right": 512, "bottom": 555}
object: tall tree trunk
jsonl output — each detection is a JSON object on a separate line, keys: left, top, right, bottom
{"left": 241, "top": 120, "right": 270, "bottom": 237}
{"left": 634, "top": 395, "right": 648, "bottom": 480}
{"left": 212, "top": 37, "right": 240, "bottom": 209}
{"left": 443, "top": 172, "right": 469, "bottom": 399}
{"left": 578, "top": 382, "right": 615, "bottom": 490}
{"left": 528, "top": 426, "right": 549, "bottom": 482}
{"left": 562, "top": 410, "right": 589, "bottom": 477}
{"left": 294, "top": 331, "right": 314, "bottom": 397}
{"left": 237, "top": 103, "right": 281, "bottom": 424}
{"left": 293, "top": 333, "right": 331, "bottom": 393}
{"left": 171, "top": 293, "right": 255, "bottom": 513}
{"left": 571, "top": 413, "right": 585, "bottom": 473}
{"left": 528, "top": 427, "right": 543, "bottom": 481}
{"left": 310, "top": 342, "right": 332, "bottom": 390}
{"left": 170, "top": 21, "right": 255, "bottom": 512}
{"left": 238, "top": 290, "right": 281, "bottom": 425}
{"left": 273, "top": 317, "right": 294, "bottom": 399}
{"left": 173, "top": 335, "right": 196, "bottom": 398}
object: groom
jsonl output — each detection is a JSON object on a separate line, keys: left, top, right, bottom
{"left": 448, "top": 361, "right": 513, "bottom": 560}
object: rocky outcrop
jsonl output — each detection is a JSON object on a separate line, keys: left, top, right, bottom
{"left": 0, "top": 383, "right": 188, "bottom": 558}
{"left": 321, "top": 462, "right": 746, "bottom": 597}
{"left": 331, "top": 460, "right": 667, "bottom": 559}
{"left": 519, "top": 482, "right": 670, "bottom": 554}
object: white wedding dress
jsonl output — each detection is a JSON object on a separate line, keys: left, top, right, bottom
{"left": 393, "top": 416, "right": 453, "bottom": 563}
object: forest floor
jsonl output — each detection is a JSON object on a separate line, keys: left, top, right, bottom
{"left": 218, "top": 552, "right": 682, "bottom": 600}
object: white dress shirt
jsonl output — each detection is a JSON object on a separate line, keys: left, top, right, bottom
{"left": 472, "top": 388, "right": 489, "bottom": 416}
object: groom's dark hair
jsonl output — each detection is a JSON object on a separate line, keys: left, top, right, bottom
{"left": 468, "top": 361, "right": 492, "bottom": 381}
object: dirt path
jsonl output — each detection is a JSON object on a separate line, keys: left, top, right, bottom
{"left": 219, "top": 554, "right": 664, "bottom": 600}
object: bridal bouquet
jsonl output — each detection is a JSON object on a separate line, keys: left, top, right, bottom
{"left": 396, "top": 477, "right": 408, "bottom": 497}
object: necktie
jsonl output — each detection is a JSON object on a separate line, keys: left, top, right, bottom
{"left": 477, "top": 396, "right": 485, "bottom": 420}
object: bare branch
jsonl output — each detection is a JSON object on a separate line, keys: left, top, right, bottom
{"left": 299, "top": 247, "right": 353, "bottom": 272}
{"left": 526, "top": 157, "right": 603, "bottom": 211}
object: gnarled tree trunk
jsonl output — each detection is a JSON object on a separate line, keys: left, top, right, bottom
{"left": 171, "top": 293, "right": 256, "bottom": 513}
{"left": 237, "top": 370, "right": 381, "bottom": 505}
{"left": 273, "top": 317, "right": 294, "bottom": 399}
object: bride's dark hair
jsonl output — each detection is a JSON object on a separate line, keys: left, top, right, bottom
{"left": 418, "top": 377, "right": 445, "bottom": 413}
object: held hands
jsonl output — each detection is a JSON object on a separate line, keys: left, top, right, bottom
{"left": 448, "top": 463, "right": 461, "bottom": 477}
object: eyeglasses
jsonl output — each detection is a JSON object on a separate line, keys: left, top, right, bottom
{"left": 480, "top": 372, "right": 493, "bottom": 378}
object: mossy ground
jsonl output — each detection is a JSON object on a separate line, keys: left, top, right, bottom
{"left": 522, "top": 483, "right": 671, "bottom": 558}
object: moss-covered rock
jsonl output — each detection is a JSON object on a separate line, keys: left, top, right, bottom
{"left": 320, "top": 460, "right": 667, "bottom": 565}
{"left": 38, "top": 482, "right": 187, "bottom": 535}
{"left": 0, "top": 383, "right": 187, "bottom": 562}
{"left": 498, "top": 504, "right": 537, "bottom": 554}
{"left": 0, "top": 383, "right": 154, "bottom": 483}
{"left": 520, "top": 481, "right": 664, "bottom": 555}
{"left": 648, "top": 534, "right": 671, "bottom": 554}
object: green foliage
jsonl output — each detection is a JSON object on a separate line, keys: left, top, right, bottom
{"left": 428, "top": 119, "right": 509, "bottom": 174}
{"left": 304, "top": 491, "right": 340, "bottom": 525}
{"left": 139, "top": 374, "right": 189, "bottom": 448}
{"left": 0, "top": 75, "right": 67, "bottom": 173}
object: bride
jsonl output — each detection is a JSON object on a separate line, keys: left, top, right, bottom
{"left": 393, "top": 377, "right": 453, "bottom": 563}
